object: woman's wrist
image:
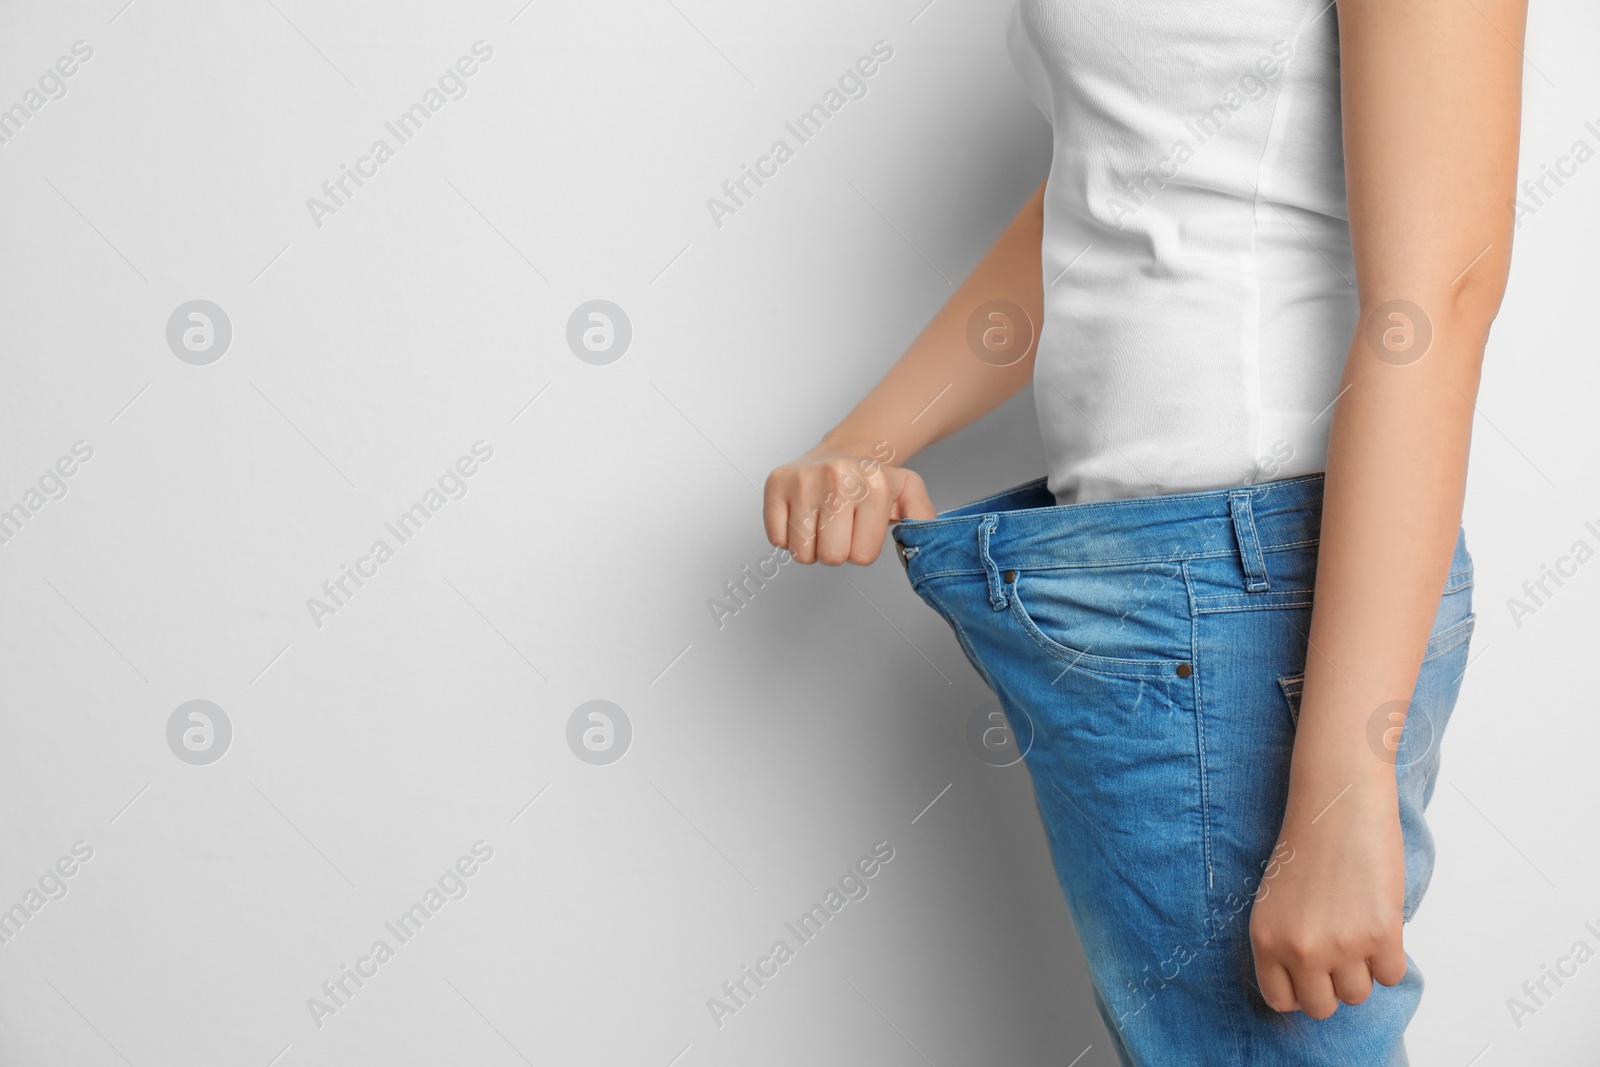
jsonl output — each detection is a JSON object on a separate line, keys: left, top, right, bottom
{"left": 1284, "top": 762, "right": 1397, "bottom": 820}
{"left": 814, "top": 427, "right": 905, "bottom": 464}
{"left": 1282, "top": 703, "right": 1401, "bottom": 823}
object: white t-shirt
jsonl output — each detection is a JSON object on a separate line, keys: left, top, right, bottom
{"left": 1006, "top": 0, "right": 1356, "bottom": 504}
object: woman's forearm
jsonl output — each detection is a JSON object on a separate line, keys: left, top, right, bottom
{"left": 818, "top": 180, "right": 1046, "bottom": 461}
{"left": 1284, "top": 319, "right": 1486, "bottom": 807}
{"left": 765, "top": 181, "right": 1046, "bottom": 563}
{"left": 1285, "top": 0, "right": 1524, "bottom": 809}
{"left": 1249, "top": 0, "right": 1524, "bottom": 1017}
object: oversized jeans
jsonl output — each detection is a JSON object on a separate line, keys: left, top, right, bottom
{"left": 890, "top": 474, "right": 1475, "bottom": 1066}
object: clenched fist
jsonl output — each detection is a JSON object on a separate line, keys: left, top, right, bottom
{"left": 763, "top": 440, "right": 936, "bottom": 566}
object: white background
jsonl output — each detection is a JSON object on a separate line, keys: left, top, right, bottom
{"left": 0, "top": 1, "right": 1595, "bottom": 1064}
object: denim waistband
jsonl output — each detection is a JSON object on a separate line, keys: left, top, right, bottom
{"left": 890, "top": 473, "right": 1326, "bottom": 585}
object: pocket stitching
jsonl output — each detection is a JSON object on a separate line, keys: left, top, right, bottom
{"left": 1006, "top": 577, "right": 1187, "bottom": 680}
{"left": 1421, "top": 612, "right": 1476, "bottom": 663}
{"left": 1277, "top": 672, "right": 1304, "bottom": 728}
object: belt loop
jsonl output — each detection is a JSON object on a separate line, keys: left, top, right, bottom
{"left": 977, "top": 514, "right": 1008, "bottom": 610}
{"left": 1228, "top": 490, "right": 1271, "bottom": 593}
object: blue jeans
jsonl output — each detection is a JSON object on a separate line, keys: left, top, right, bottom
{"left": 891, "top": 474, "right": 1475, "bottom": 1067}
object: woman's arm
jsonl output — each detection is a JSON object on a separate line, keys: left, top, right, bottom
{"left": 763, "top": 180, "right": 1046, "bottom": 565}
{"left": 1249, "top": 0, "right": 1527, "bottom": 1019}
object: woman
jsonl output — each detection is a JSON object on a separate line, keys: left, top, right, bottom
{"left": 762, "top": 0, "right": 1525, "bottom": 1063}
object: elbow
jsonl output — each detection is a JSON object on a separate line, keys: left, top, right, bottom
{"left": 1445, "top": 265, "right": 1509, "bottom": 331}
{"left": 1358, "top": 232, "right": 1515, "bottom": 342}
{"left": 1445, "top": 229, "right": 1516, "bottom": 330}
{"left": 1360, "top": 254, "right": 1511, "bottom": 362}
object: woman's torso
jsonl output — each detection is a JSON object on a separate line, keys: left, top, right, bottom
{"left": 1009, "top": 0, "right": 1356, "bottom": 504}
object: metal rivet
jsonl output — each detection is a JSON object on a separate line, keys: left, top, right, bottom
{"left": 1176, "top": 663, "right": 1193, "bottom": 678}
{"left": 1003, "top": 569, "right": 1017, "bottom": 583}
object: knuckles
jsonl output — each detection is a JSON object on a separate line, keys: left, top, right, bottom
{"left": 765, "top": 454, "right": 899, "bottom": 567}
{"left": 1253, "top": 926, "right": 1389, "bottom": 970}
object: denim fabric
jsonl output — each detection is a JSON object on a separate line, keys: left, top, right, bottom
{"left": 891, "top": 474, "right": 1474, "bottom": 1067}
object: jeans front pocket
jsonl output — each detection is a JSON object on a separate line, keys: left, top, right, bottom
{"left": 1004, "top": 564, "right": 1193, "bottom": 680}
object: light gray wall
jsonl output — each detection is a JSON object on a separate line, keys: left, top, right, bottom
{"left": 0, "top": 1, "right": 1594, "bottom": 1065}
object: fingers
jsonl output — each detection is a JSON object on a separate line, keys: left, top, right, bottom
{"left": 763, "top": 465, "right": 825, "bottom": 564}
{"left": 1288, "top": 968, "right": 1341, "bottom": 1021}
{"left": 891, "top": 468, "right": 937, "bottom": 521}
{"left": 813, "top": 497, "right": 856, "bottom": 564}
{"left": 767, "top": 475, "right": 846, "bottom": 566}
{"left": 1370, "top": 939, "right": 1409, "bottom": 988}
{"left": 850, "top": 472, "right": 895, "bottom": 565}
{"left": 765, "top": 455, "right": 915, "bottom": 566}
{"left": 1260, "top": 949, "right": 1395, "bottom": 1019}
{"left": 1331, "top": 962, "right": 1375, "bottom": 1007}
{"left": 788, "top": 509, "right": 822, "bottom": 565}
{"left": 762, "top": 474, "right": 790, "bottom": 551}
{"left": 1255, "top": 961, "right": 1299, "bottom": 1015}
